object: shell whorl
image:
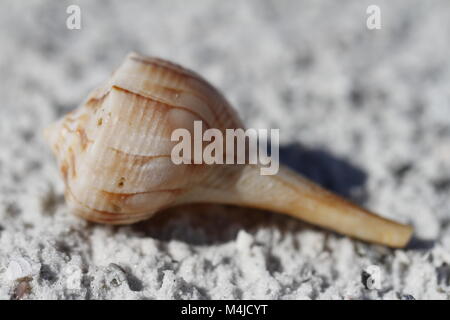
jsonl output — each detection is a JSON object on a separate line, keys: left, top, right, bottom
{"left": 46, "top": 52, "right": 242, "bottom": 224}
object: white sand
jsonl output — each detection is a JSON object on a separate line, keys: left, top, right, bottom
{"left": 0, "top": 0, "right": 450, "bottom": 299}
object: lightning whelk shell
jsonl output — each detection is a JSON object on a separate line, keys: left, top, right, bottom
{"left": 45, "top": 52, "right": 413, "bottom": 248}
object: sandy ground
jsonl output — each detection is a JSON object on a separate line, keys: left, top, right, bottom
{"left": 1, "top": 0, "right": 450, "bottom": 299}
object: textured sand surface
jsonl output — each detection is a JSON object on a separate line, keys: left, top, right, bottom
{"left": 1, "top": 0, "right": 450, "bottom": 299}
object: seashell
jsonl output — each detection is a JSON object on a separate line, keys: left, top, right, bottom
{"left": 5, "top": 257, "right": 35, "bottom": 281}
{"left": 44, "top": 52, "right": 413, "bottom": 248}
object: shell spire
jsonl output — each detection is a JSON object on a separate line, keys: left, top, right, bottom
{"left": 45, "top": 52, "right": 413, "bottom": 248}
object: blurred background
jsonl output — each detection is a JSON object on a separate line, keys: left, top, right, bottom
{"left": 0, "top": 0, "right": 449, "bottom": 299}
